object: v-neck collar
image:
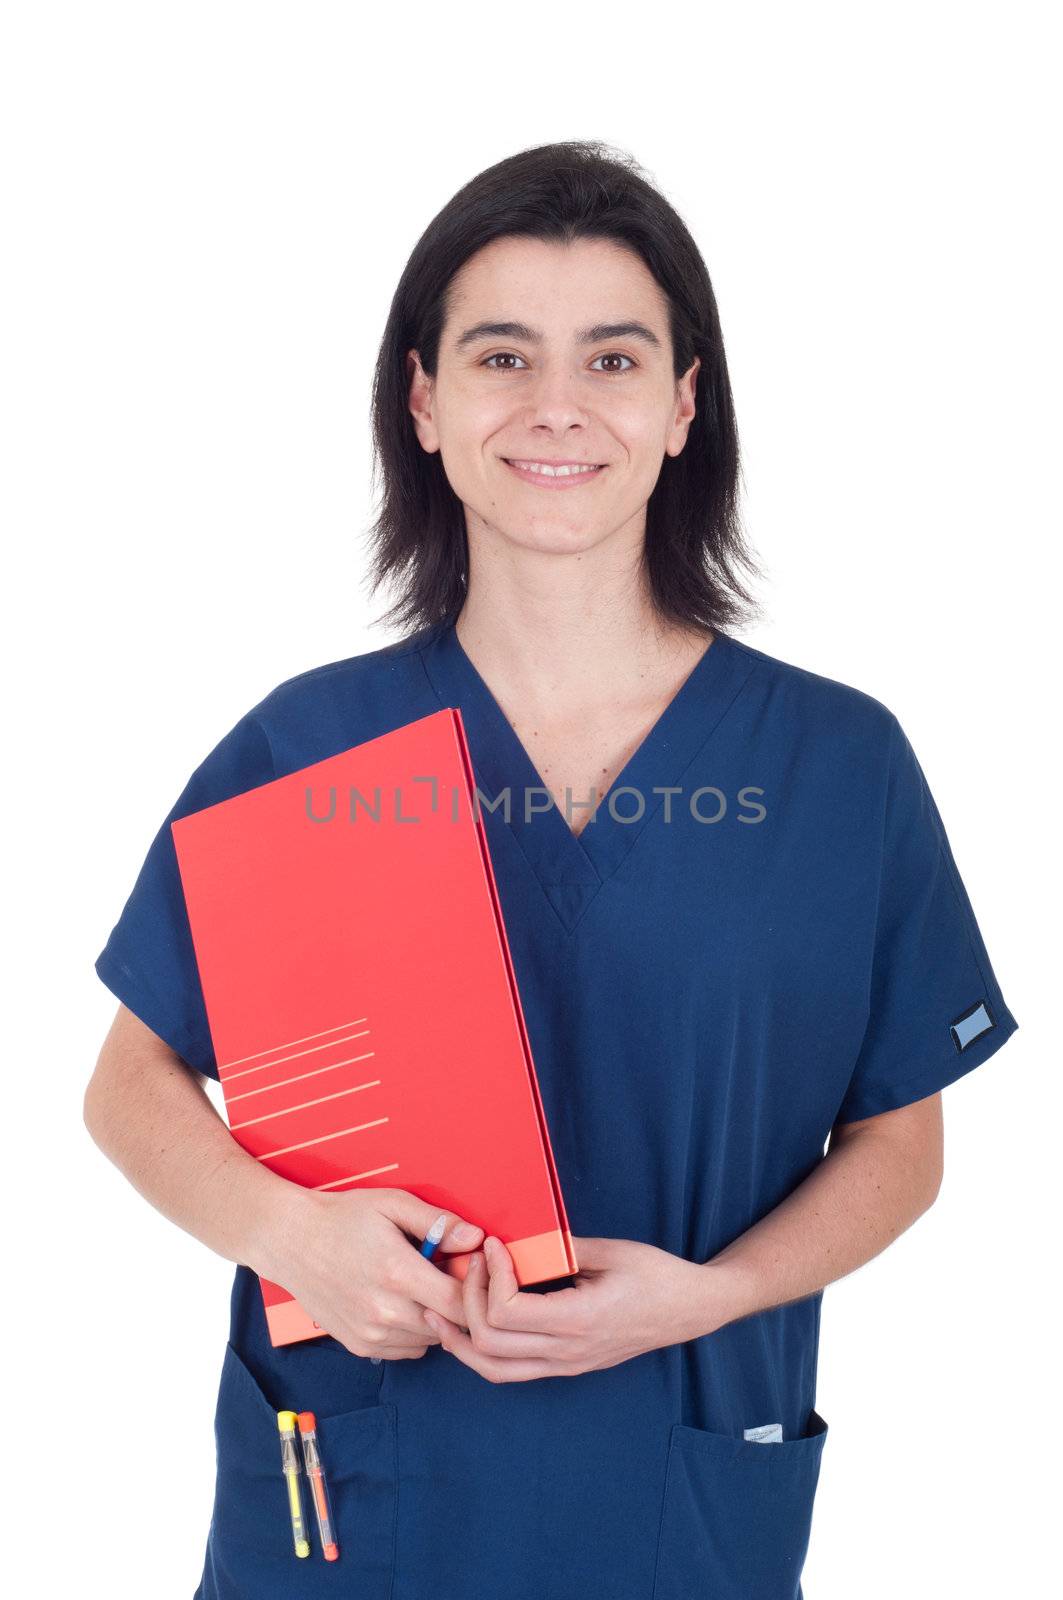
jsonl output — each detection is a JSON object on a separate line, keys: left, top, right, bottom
{"left": 418, "top": 617, "right": 757, "bottom": 932}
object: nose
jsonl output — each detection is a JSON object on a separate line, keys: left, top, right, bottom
{"left": 522, "top": 362, "right": 591, "bottom": 434}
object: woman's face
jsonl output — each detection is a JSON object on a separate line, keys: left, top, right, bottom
{"left": 407, "top": 235, "right": 699, "bottom": 561}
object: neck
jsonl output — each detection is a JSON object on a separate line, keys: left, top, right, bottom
{"left": 454, "top": 522, "right": 713, "bottom": 715}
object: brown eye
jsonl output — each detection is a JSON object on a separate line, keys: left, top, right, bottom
{"left": 590, "top": 353, "right": 636, "bottom": 373}
{"left": 482, "top": 352, "right": 528, "bottom": 370}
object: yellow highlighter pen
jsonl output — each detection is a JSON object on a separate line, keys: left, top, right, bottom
{"left": 277, "top": 1410, "right": 311, "bottom": 1557}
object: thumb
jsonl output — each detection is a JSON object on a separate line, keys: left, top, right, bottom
{"left": 378, "top": 1190, "right": 484, "bottom": 1251}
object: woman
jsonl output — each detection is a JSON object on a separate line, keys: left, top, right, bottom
{"left": 87, "top": 140, "right": 1019, "bottom": 1599}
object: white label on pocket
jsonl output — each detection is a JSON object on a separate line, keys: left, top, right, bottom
{"left": 743, "top": 1421, "right": 784, "bottom": 1443}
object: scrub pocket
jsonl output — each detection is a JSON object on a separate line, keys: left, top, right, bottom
{"left": 202, "top": 1340, "right": 398, "bottom": 1600}
{"left": 651, "top": 1407, "right": 828, "bottom": 1600}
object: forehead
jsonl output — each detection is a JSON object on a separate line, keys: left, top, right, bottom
{"left": 443, "top": 235, "right": 669, "bottom": 338}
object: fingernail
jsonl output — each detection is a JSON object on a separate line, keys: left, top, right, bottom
{"left": 453, "top": 1222, "right": 480, "bottom": 1243}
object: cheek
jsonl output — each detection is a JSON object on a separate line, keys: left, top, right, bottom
{"left": 437, "top": 377, "right": 509, "bottom": 436}
{"left": 609, "top": 421, "right": 671, "bottom": 497}
{"left": 437, "top": 400, "right": 510, "bottom": 473}
{"left": 604, "top": 392, "right": 675, "bottom": 460}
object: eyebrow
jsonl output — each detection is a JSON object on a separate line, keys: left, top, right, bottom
{"left": 453, "top": 319, "right": 663, "bottom": 352}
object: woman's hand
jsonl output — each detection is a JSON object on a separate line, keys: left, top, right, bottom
{"left": 422, "top": 1235, "right": 727, "bottom": 1382}
{"left": 261, "top": 1186, "right": 483, "bottom": 1359}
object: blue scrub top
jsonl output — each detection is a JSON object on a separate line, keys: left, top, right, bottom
{"left": 95, "top": 620, "right": 1019, "bottom": 1600}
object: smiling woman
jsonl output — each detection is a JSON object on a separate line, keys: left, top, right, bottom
{"left": 367, "top": 140, "right": 762, "bottom": 643}
{"left": 90, "top": 138, "right": 1020, "bottom": 1600}
{"left": 405, "top": 231, "right": 718, "bottom": 609}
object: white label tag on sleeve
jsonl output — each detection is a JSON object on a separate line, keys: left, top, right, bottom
{"left": 743, "top": 1421, "right": 784, "bottom": 1443}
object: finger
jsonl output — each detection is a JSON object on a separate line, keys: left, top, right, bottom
{"left": 399, "top": 1242, "right": 478, "bottom": 1323}
{"left": 373, "top": 1334, "right": 443, "bottom": 1353}
{"left": 561, "top": 1235, "right": 613, "bottom": 1268}
{"left": 459, "top": 1252, "right": 569, "bottom": 1360}
{"left": 423, "top": 1307, "right": 565, "bottom": 1383}
{"left": 473, "top": 1237, "right": 588, "bottom": 1336}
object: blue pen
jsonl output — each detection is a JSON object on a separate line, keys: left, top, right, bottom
{"left": 370, "top": 1213, "right": 450, "bottom": 1365}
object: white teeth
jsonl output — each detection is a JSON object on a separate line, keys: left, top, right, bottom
{"left": 507, "top": 461, "right": 601, "bottom": 478}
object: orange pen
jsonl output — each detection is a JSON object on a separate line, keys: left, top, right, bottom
{"left": 297, "top": 1412, "right": 339, "bottom": 1561}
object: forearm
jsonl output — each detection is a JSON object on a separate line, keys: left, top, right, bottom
{"left": 698, "top": 1120, "right": 941, "bottom": 1333}
{"left": 84, "top": 1025, "right": 307, "bottom": 1284}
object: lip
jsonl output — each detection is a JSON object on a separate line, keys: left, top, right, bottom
{"left": 501, "top": 457, "right": 608, "bottom": 490}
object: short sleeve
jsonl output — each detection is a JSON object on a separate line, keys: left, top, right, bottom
{"left": 94, "top": 709, "right": 276, "bottom": 1080}
{"left": 835, "top": 714, "right": 1019, "bottom": 1123}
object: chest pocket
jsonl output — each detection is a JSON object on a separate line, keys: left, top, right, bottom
{"left": 204, "top": 1340, "right": 397, "bottom": 1599}
{"left": 651, "top": 1408, "right": 828, "bottom": 1600}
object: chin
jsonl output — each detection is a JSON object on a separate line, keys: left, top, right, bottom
{"left": 470, "top": 497, "right": 612, "bottom": 555}
{"left": 511, "top": 521, "right": 607, "bottom": 556}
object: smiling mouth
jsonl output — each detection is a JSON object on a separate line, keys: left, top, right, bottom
{"left": 502, "top": 459, "right": 606, "bottom": 479}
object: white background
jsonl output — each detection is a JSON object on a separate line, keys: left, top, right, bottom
{"left": 4, "top": 2, "right": 1057, "bottom": 1594}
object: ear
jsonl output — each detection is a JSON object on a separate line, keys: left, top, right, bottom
{"left": 665, "top": 355, "right": 700, "bottom": 458}
{"left": 407, "top": 349, "right": 440, "bottom": 454}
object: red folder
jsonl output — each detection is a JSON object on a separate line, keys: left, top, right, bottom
{"left": 171, "top": 708, "right": 578, "bottom": 1346}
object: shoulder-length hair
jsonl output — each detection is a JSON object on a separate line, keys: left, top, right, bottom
{"left": 366, "top": 139, "right": 764, "bottom": 639}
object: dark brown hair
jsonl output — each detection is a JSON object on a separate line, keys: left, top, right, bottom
{"left": 365, "top": 139, "right": 764, "bottom": 639}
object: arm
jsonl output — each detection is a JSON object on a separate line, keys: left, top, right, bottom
{"left": 83, "top": 1002, "right": 305, "bottom": 1284}
{"left": 412, "top": 1095, "right": 946, "bottom": 1384}
{"left": 83, "top": 1003, "right": 482, "bottom": 1354}
{"left": 702, "top": 1093, "right": 945, "bottom": 1331}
